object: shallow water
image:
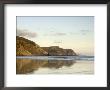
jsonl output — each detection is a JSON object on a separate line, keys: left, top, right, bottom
{"left": 17, "top": 55, "right": 94, "bottom": 61}
{"left": 16, "top": 56, "right": 94, "bottom": 74}
{"left": 30, "top": 60, "right": 94, "bottom": 74}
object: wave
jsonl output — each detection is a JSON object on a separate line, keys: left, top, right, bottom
{"left": 17, "top": 55, "right": 94, "bottom": 61}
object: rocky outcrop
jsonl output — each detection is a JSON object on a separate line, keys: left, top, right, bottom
{"left": 16, "top": 45, "right": 32, "bottom": 56}
{"left": 64, "top": 49, "right": 77, "bottom": 56}
{"left": 16, "top": 36, "right": 48, "bottom": 56}
{"left": 16, "top": 36, "right": 77, "bottom": 56}
{"left": 42, "top": 46, "right": 77, "bottom": 56}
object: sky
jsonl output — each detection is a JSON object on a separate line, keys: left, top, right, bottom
{"left": 17, "top": 16, "right": 94, "bottom": 56}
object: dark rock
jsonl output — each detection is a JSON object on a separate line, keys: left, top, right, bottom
{"left": 42, "top": 46, "right": 77, "bottom": 56}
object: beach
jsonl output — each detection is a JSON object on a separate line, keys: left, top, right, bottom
{"left": 30, "top": 60, "right": 94, "bottom": 74}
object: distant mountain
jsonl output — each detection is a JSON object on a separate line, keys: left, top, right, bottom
{"left": 16, "top": 36, "right": 77, "bottom": 56}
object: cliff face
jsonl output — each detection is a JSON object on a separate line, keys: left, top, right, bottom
{"left": 16, "top": 36, "right": 77, "bottom": 56}
{"left": 16, "top": 36, "right": 48, "bottom": 56}
{"left": 42, "top": 46, "right": 77, "bottom": 56}
{"left": 64, "top": 49, "right": 77, "bottom": 56}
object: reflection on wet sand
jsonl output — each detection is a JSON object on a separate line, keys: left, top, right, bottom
{"left": 16, "top": 59, "right": 76, "bottom": 74}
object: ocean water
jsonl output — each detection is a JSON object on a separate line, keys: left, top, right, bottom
{"left": 16, "top": 55, "right": 94, "bottom": 61}
{"left": 31, "top": 60, "right": 94, "bottom": 74}
{"left": 16, "top": 56, "right": 94, "bottom": 74}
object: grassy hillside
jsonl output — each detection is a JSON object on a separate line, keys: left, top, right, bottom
{"left": 16, "top": 36, "right": 48, "bottom": 56}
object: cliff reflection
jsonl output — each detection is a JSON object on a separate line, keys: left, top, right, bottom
{"left": 16, "top": 59, "right": 76, "bottom": 74}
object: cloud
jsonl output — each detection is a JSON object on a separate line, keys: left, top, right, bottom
{"left": 50, "top": 32, "right": 66, "bottom": 36}
{"left": 53, "top": 32, "right": 66, "bottom": 36}
{"left": 17, "top": 29, "right": 37, "bottom": 38}
{"left": 80, "top": 29, "right": 89, "bottom": 32}
{"left": 44, "top": 32, "right": 66, "bottom": 37}
{"left": 80, "top": 30, "right": 90, "bottom": 36}
{"left": 69, "top": 32, "right": 79, "bottom": 35}
{"left": 53, "top": 41, "right": 62, "bottom": 43}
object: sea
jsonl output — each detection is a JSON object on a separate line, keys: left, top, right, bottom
{"left": 16, "top": 55, "right": 94, "bottom": 61}
{"left": 16, "top": 56, "right": 94, "bottom": 74}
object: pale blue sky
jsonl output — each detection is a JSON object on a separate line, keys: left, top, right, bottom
{"left": 17, "top": 16, "right": 94, "bottom": 56}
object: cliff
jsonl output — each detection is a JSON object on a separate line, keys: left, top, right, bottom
{"left": 16, "top": 36, "right": 48, "bottom": 56}
{"left": 42, "top": 46, "right": 77, "bottom": 56}
{"left": 16, "top": 36, "right": 77, "bottom": 56}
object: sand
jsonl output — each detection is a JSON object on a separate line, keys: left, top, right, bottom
{"left": 30, "top": 60, "right": 94, "bottom": 74}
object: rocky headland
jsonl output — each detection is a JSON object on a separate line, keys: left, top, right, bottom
{"left": 42, "top": 46, "right": 77, "bottom": 56}
{"left": 16, "top": 36, "right": 77, "bottom": 56}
